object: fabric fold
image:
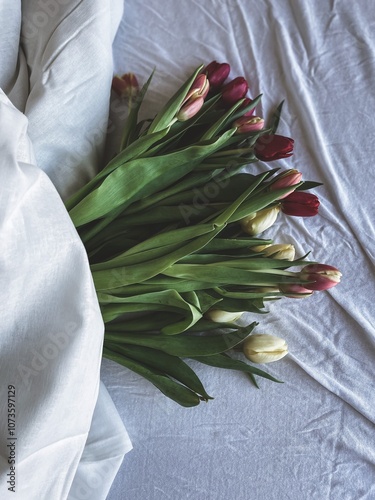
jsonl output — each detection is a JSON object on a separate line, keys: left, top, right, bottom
{"left": 21, "top": 0, "right": 124, "bottom": 200}
{"left": 0, "top": 91, "right": 103, "bottom": 499}
{"left": 0, "top": 1, "right": 131, "bottom": 498}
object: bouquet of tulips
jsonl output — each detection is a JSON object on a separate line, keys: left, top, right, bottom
{"left": 66, "top": 61, "right": 341, "bottom": 407}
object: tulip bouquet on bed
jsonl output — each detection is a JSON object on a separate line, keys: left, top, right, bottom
{"left": 67, "top": 61, "right": 341, "bottom": 407}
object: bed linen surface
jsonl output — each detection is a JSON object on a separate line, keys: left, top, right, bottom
{"left": 0, "top": 1, "right": 374, "bottom": 499}
{"left": 103, "top": 1, "right": 375, "bottom": 499}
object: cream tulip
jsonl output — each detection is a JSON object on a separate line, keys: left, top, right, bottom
{"left": 205, "top": 310, "right": 244, "bottom": 323}
{"left": 243, "top": 334, "right": 288, "bottom": 363}
{"left": 240, "top": 206, "right": 280, "bottom": 236}
{"left": 252, "top": 243, "right": 296, "bottom": 261}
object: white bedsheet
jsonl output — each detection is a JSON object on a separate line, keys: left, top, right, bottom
{"left": 103, "top": 1, "right": 375, "bottom": 499}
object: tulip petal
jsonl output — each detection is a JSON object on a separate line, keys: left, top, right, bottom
{"left": 245, "top": 350, "right": 288, "bottom": 364}
{"left": 243, "top": 334, "right": 288, "bottom": 363}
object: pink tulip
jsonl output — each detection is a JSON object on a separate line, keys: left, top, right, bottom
{"left": 234, "top": 116, "right": 264, "bottom": 133}
{"left": 176, "top": 74, "right": 210, "bottom": 122}
{"left": 176, "top": 96, "right": 205, "bottom": 121}
{"left": 279, "top": 284, "right": 314, "bottom": 298}
{"left": 269, "top": 169, "right": 302, "bottom": 199}
{"left": 183, "top": 74, "right": 210, "bottom": 104}
{"left": 299, "top": 264, "right": 342, "bottom": 291}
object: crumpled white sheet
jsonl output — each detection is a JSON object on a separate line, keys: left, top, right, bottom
{"left": 101, "top": 1, "right": 375, "bottom": 499}
{"left": 0, "top": 1, "right": 131, "bottom": 499}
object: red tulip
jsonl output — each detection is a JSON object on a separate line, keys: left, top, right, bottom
{"left": 112, "top": 73, "right": 139, "bottom": 98}
{"left": 281, "top": 191, "right": 320, "bottom": 217}
{"left": 255, "top": 134, "right": 294, "bottom": 161}
{"left": 299, "top": 264, "right": 342, "bottom": 291}
{"left": 233, "top": 116, "right": 264, "bottom": 133}
{"left": 221, "top": 77, "right": 248, "bottom": 105}
{"left": 205, "top": 60, "right": 230, "bottom": 88}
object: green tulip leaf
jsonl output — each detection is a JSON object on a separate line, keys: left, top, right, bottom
{"left": 296, "top": 181, "right": 324, "bottom": 191}
{"left": 103, "top": 347, "right": 202, "bottom": 407}
{"left": 162, "top": 264, "right": 301, "bottom": 286}
{"left": 147, "top": 65, "right": 204, "bottom": 134}
{"left": 120, "top": 69, "right": 155, "bottom": 148}
{"left": 98, "top": 289, "right": 203, "bottom": 332}
{"left": 190, "top": 352, "right": 283, "bottom": 384}
{"left": 268, "top": 100, "right": 284, "bottom": 134}
{"left": 69, "top": 130, "right": 236, "bottom": 227}
{"left": 104, "top": 322, "right": 258, "bottom": 357}
{"left": 106, "top": 343, "right": 212, "bottom": 400}
{"left": 228, "top": 94, "right": 263, "bottom": 123}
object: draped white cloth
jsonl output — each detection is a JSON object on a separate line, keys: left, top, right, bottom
{"left": 0, "top": 2, "right": 131, "bottom": 499}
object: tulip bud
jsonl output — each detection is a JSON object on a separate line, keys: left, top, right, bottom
{"left": 233, "top": 116, "right": 264, "bottom": 134}
{"left": 281, "top": 191, "right": 320, "bottom": 217}
{"left": 221, "top": 77, "right": 249, "bottom": 105}
{"left": 183, "top": 74, "right": 210, "bottom": 104}
{"left": 112, "top": 73, "right": 139, "bottom": 99}
{"left": 176, "top": 96, "right": 204, "bottom": 121}
{"left": 205, "top": 310, "right": 244, "bottom": 323}
{"left": 254, "top": 134, "right": 294, "bottom": 161}
{"left": 279, "top": 284, "right": 314, "bottom": 298}
{"left": 269, "top": 169, "right": 302, "bottom": 199}
{"left": 259, "top": 243, "right": 296, "bottom": 261}
{"left": 243, "top": 334, "right": 288, "bottom": 363}
{"left": 251, "top": 244, "right": 271, "bottom": 252}
{"left": 204, "top": 60, "right": 230, "bottom": 88}
{"left": 176, "top": 74, "right": 210, "bottom": 122}
{"left": 299, "top": 264, "right": 342, "bottom": 291}
{"left": 240, "top": 206, "right": 280, "bottom": 236}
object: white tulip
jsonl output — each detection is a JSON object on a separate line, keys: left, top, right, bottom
{"left": 243, "top": 334, "right": 288, "bottom": 363}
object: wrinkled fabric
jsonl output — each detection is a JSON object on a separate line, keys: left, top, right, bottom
{"left": 0, "top": 90, "right": 103, "bottom": 499}
{"left": 102, "top": 1, "right": 375, "bottom": 499}
{"left": 21, "top": 0, "right": 124, "bottom": 200}
{"left": 0, "top": 2, "right": 132, "bottom": 499}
